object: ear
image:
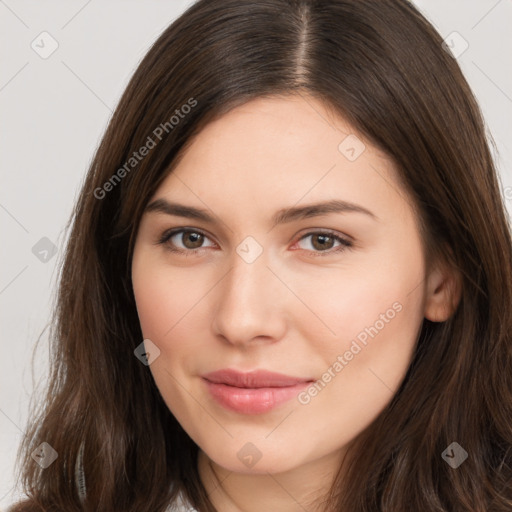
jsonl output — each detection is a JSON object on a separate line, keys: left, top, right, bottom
{"left": 424, "top": 258, "right": 462, "bottom": 322}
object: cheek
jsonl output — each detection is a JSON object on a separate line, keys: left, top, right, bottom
{"left": 294, "top": 243, "right": 425, "bottom": 422}
{"left": 131, "top": 252, "right": 208, "bottom": 416}
{"left": 294, "top": 268, "right": 419, "bottom": 346}
{"left": 290, "top": 282, "right": 423, "bottom": 456}
{"left": 131, "top": 251, "right": 219, "bottom": 412}
{"left": 291, "top": 238, "right": 425, "bottom": 386}
{"left": 132, "top": 252, "right": 210, "bottom": 342}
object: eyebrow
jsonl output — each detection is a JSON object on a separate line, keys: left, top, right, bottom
{"left": 144, "top": 198, "right": 378, "bottom": 227}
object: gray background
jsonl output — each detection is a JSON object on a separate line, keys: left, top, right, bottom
{"left": 1, "top": 0, "right": 511, "bottom": 508}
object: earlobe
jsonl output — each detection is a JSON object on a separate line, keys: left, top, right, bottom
{"left": 424, "top": 261, "right": 462, "bottom": 322}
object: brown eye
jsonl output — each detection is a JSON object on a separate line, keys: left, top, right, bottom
{"left": 310, "top": 234, "right": 335, "bottom": 251}
{"left": 181, "top": 231, "right": 204, "bottom": 249}
{"left": 158, "top": 228, "right": 216, "bottom": 253}
{"left": 295, "top": 231, "right": 352, "bottom": 255}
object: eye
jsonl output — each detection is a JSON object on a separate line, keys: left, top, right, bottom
{"left": 156, "top": 228, "right": 353, "bottom": 257}
{"left": 157, "top": 228, "right": 216, "bottom": 254}
{"left": 293, "top": 231, "right": 353, "bottom": 256}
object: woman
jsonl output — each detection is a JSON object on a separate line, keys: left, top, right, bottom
{"left": 10, "top": 0, "right": 512, "bottom": 510}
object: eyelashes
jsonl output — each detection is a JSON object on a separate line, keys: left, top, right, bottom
{"left": 156, "top": 227, "right": 353, "bottom": 257}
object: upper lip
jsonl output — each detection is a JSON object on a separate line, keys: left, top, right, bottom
{"left": 202, "top": 369, "right": 313, "bottom": 388}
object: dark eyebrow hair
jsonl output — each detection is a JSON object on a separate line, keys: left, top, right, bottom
{"left": 271, "top": 199, "right": 378, "bottom": 224}
{"left": 144, "top": 198, "right": 378, "bottom": 227}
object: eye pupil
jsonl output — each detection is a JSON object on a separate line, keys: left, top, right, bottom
{"left": 312, "top": 234, "right": 334, "bottom": 251}
{"left": 183, "top": 231, "right": 204, "bottom": 248}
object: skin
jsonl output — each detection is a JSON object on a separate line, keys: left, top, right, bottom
{"left": 131, "top": 94, "right": 460, "bottom": 511}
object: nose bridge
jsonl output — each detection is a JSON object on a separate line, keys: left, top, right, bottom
{"left": 212, "top": 243, "right": 286, "bottom": 344}
{"left": 229, "top": 248, "right": 271, "bottom": 298}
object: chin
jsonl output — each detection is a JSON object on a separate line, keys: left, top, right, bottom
{"left": 202, "top": 443, "right": 303, "bottom": 475}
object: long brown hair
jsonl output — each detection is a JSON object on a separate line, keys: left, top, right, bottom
{"left": 11, "top": 0, "right": 512, "bottom": 510}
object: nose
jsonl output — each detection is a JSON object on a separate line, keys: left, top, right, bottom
{"left": 211, "top": 248, "right": 288, "bottom": 347}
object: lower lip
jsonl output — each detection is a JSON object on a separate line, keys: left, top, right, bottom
{"left": 203, "top": 379, "right": 310, "bottom": 414}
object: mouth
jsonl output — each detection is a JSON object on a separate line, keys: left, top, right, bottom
{"left": 201, "top": 369, "right": 315, "bottom": 414}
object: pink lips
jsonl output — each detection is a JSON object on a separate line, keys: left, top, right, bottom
{"left": 202, "top": 369, "right": 313, "bottom": 414}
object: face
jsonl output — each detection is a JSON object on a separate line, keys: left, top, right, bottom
{"left": 131, "top": 94, "right": 433, "bottom": 477}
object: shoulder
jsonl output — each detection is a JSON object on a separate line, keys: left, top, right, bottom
{"left": 166, "top": 490, "right": 199, "bottom": 512}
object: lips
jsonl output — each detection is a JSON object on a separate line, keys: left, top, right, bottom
{"left": 201, "top": 369, "right": 314, "bottom": 414}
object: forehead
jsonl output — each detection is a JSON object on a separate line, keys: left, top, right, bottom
{"left": 152, "top": 94, "right": 410, "bottom": 226}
